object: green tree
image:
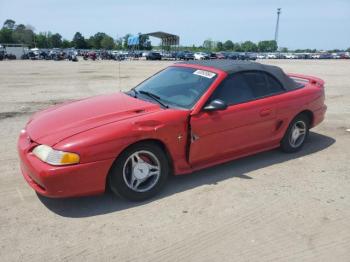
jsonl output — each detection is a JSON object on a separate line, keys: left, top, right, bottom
{"left": 12, "top": 24, "right": 34, "bottom": 46}
{"left": 86, "top": 36, "right": 93, "bottom": 49}
{"left": 3, "top": 19, "right": 16, "bottom": 30}
{"left": 89, "top": 32, "right": 108, "bottom": 49}
{"left": 15, "top": 24, "right": 26, "bottom": 31}
{"left": 271, "top": 40, "right": 278, "bottom": 51}
{"left": 203, "top": 38, "right": 214, "bottom": 50}
{"left": 0, "top": 28, "right": 13, "bottom": 43}
{"left": 258, "top": 40, "right": 278, "bottom": 52}
{"left": 50, "top": 33, "right": 62, "bottom": 48}
{"left": 139, "top": 33, "right": 151, "bottom": 50}
{"left": 232, "top": 43, "right": 242, "bottom": 52}
{"left": 280, "top": 47, "right": 288, "bottom": 52}
{"left": 114, "top": 37, "right": 123, "bottom": 49}
{"left": 62, "top": 39, "right": 71, "bottom": 48}
{"left": 241, "top": 41, "right": 257, "bottom": 52}
{"left": 35, "top": 33, "right": 49, "bottom": 48}
{"left": 123, "top": 33, "right": 131, "bottom": 49}
{"left": 216, "top": 41, "right": 224, "bottom": 51}
{"left": 72, "top": 32, "right": 87, "bottom": 49}
{"left": 100, "top": 35, "right": 115, "bottom": 49}
{"left": 223, "top": 40, "right": 234, "bottom": 50}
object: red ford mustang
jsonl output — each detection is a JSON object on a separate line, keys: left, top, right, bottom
{"left": 18, "top": 60, "right": 326, "bottom": 201}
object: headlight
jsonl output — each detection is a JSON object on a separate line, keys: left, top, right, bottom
{"left": 32, "top": 145, "right": 80, "bottom": 166}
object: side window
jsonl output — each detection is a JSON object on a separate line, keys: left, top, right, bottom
{"left": 265, "top": 74, "right": 284, "bottom": 93}
{"left": 243, "top": 71, "right": 270, "bottom": 98}
{"left": 243, "top": 71, "right": 284, "bottom": 98}
{"left": 211, "top": 73, "right": 254, "bottom": 105}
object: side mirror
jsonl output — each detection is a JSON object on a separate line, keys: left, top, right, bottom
{"left": 203, "top": 99, "right": 227, "bottom": 112}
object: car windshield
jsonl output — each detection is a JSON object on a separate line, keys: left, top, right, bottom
{"left": 133, "top": 67, "right": 217, "bottom": 109}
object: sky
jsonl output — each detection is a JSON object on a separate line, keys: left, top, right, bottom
{"left": 0, "top": 0, "right": 349, "bottom": 50}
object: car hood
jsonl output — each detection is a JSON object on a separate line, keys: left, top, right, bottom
{"left": 26, "top": 92, "right": 161, "bottom": 146}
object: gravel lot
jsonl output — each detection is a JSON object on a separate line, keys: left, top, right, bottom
{"left": 0, "top": 59, "right": 349, "bottom": 262}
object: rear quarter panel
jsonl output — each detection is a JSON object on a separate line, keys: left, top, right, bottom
{"left": 275, "top": 82, "right": 326, "bottom": 140}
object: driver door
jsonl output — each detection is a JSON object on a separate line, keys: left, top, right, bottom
{"left": 189, "top": 72, "right": 278, "bottom": 166}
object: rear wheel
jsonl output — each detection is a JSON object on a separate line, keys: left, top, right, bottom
{"left": 281, "top": 114, "right": 310, "bottom": 153}
{"left": 109, "top": 142, "right": 169, "bottom": 201}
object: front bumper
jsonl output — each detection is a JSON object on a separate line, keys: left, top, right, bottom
{"left": 17, "top": 130, "right": 114, "bottom": 198}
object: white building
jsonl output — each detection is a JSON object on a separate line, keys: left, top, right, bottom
{"left": 0, "top": 43, "right": 29, "bottom": 59}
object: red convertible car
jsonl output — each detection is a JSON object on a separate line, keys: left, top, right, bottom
{"left": 18, "top": 60, "right": 326, "bottom": 201}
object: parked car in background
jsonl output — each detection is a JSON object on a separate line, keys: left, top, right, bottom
{"left": 331, "top": 53, "right": 341, "bottom": 59}
{"left": 267, "top": 53, "right": 278, "bottom": 59}
{"left": 38, "top": 50, "right": 49, "bottom": 60}
{"left": 130, "top": 51, "right": 143, "bottom": 58}
{"left": 285, "top": 53, "right": 297, "bottom": 59}
{"left": 2, "top": 52, "right": 16, "bottom": 60}
{"left": 246, "top": 53, "right": 257, "bottom": 60}
{"left": 311, "top": 53, "right": 321, "bottom": 59}
{"left": 216, "top": 52, "right": 227, "bottom": 59}
{"left": 9, "top": 47, "right": 350, "bottom": 63}
{"left": 50, "top": 49, "right": 66, "bottom": 61}
{"left": 176, "top": 51, "right": 194, "bottom": 60}
{"left": 227, "top": 52, "right": 240, "bottom": 60}
{"left": 160, "top": 52, "right": 173, "bottom": 60}
{"left": 30, "top": 48, "right": 40, "bottom": 59}
{"left": 340, "top": 52, "right": 350, "bottom": 59}
{"left": 296, "top": 53, "right": 311, "bottom": 59}
{"left": 67, "top": 50, "right": 78, "bottom": 62}
{"left": 227, "top": 52, "right": 250, "bottom": 60}
{"left": 319, "top": 53, "right": 332, "bottom": 59}
{"left": 194, "top": 52, "right": 209, "bottom": 60}
{"left": 256, "top": 54, "right": 266, "bottom": 59}
{"left": 0, "top": 45, "right": 4, "bottom": 60}
{"left": 111, "top": 51, "right": 126, "bottom": 61}
{"left": 83, "top": 51, "right": 97, "bottom": 61}
{"left": 209, "top": 52, "right": 217, "bottom": 59}
{"left": 146, "top": 52, "right": 162, "bottom": 60}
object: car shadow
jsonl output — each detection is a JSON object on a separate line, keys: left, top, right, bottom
{"left": 38, "top": 132, "right": 335, "bottom": 218}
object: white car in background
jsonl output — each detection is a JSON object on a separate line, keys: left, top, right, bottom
{"left": 267, "top": 53, "right": 278, "bottom": 59}
{"left": 256, "top": 54, "right": 266, "bottom": 59}
{"left": 311, "top": 54, "right": 321, "bottom": 59}
{"left": 194, "top": 52, "right": 209, "bottom": 60}
{"left": 285, "top": 53, "right": 297, "bottom": 59}
{"left": 331, "top": 53, "right": 341, "bottom": 59}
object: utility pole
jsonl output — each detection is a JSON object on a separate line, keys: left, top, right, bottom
{"left": 274, "top": 8, "right": 281, "bottom": 46}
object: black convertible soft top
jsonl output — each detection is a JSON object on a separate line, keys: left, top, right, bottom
{"left": 179, "top": 60, "right": 298, "bottom": 91}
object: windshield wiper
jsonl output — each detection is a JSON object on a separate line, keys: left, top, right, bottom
{"left": 139, "top": 90, "right": 169, "bottom": 108}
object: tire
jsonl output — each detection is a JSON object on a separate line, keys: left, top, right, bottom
{"left": 108, "top": 142, "right": 169, "bottom": 201}
{"left": 280, "top": 114, "right": 310, "bottom": 153}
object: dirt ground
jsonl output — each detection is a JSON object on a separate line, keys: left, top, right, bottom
{"left": 0, "top": 59, "right": 349, "bottom": 262}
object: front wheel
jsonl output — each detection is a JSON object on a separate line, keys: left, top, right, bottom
{"left": 108, "top": 142, "right": 169, "bottom": 201}
{"left": 280, "top": 114, "right": 310, "bottom": 153}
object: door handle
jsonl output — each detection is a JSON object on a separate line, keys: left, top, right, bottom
{"left": 260, "top": 108, "right": 272, "bottom": 117}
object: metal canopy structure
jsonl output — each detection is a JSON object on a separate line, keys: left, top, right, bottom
{"left": 143, "top": 31, "right": 180, "bottom": 49}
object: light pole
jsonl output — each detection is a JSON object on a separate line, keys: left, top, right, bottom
{"left": 275, "top": 8, "right": 282, "bottom": 46}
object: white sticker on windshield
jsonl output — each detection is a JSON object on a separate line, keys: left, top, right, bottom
{"left": 193, "top": 70, "right": 216, "bottom": 79}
